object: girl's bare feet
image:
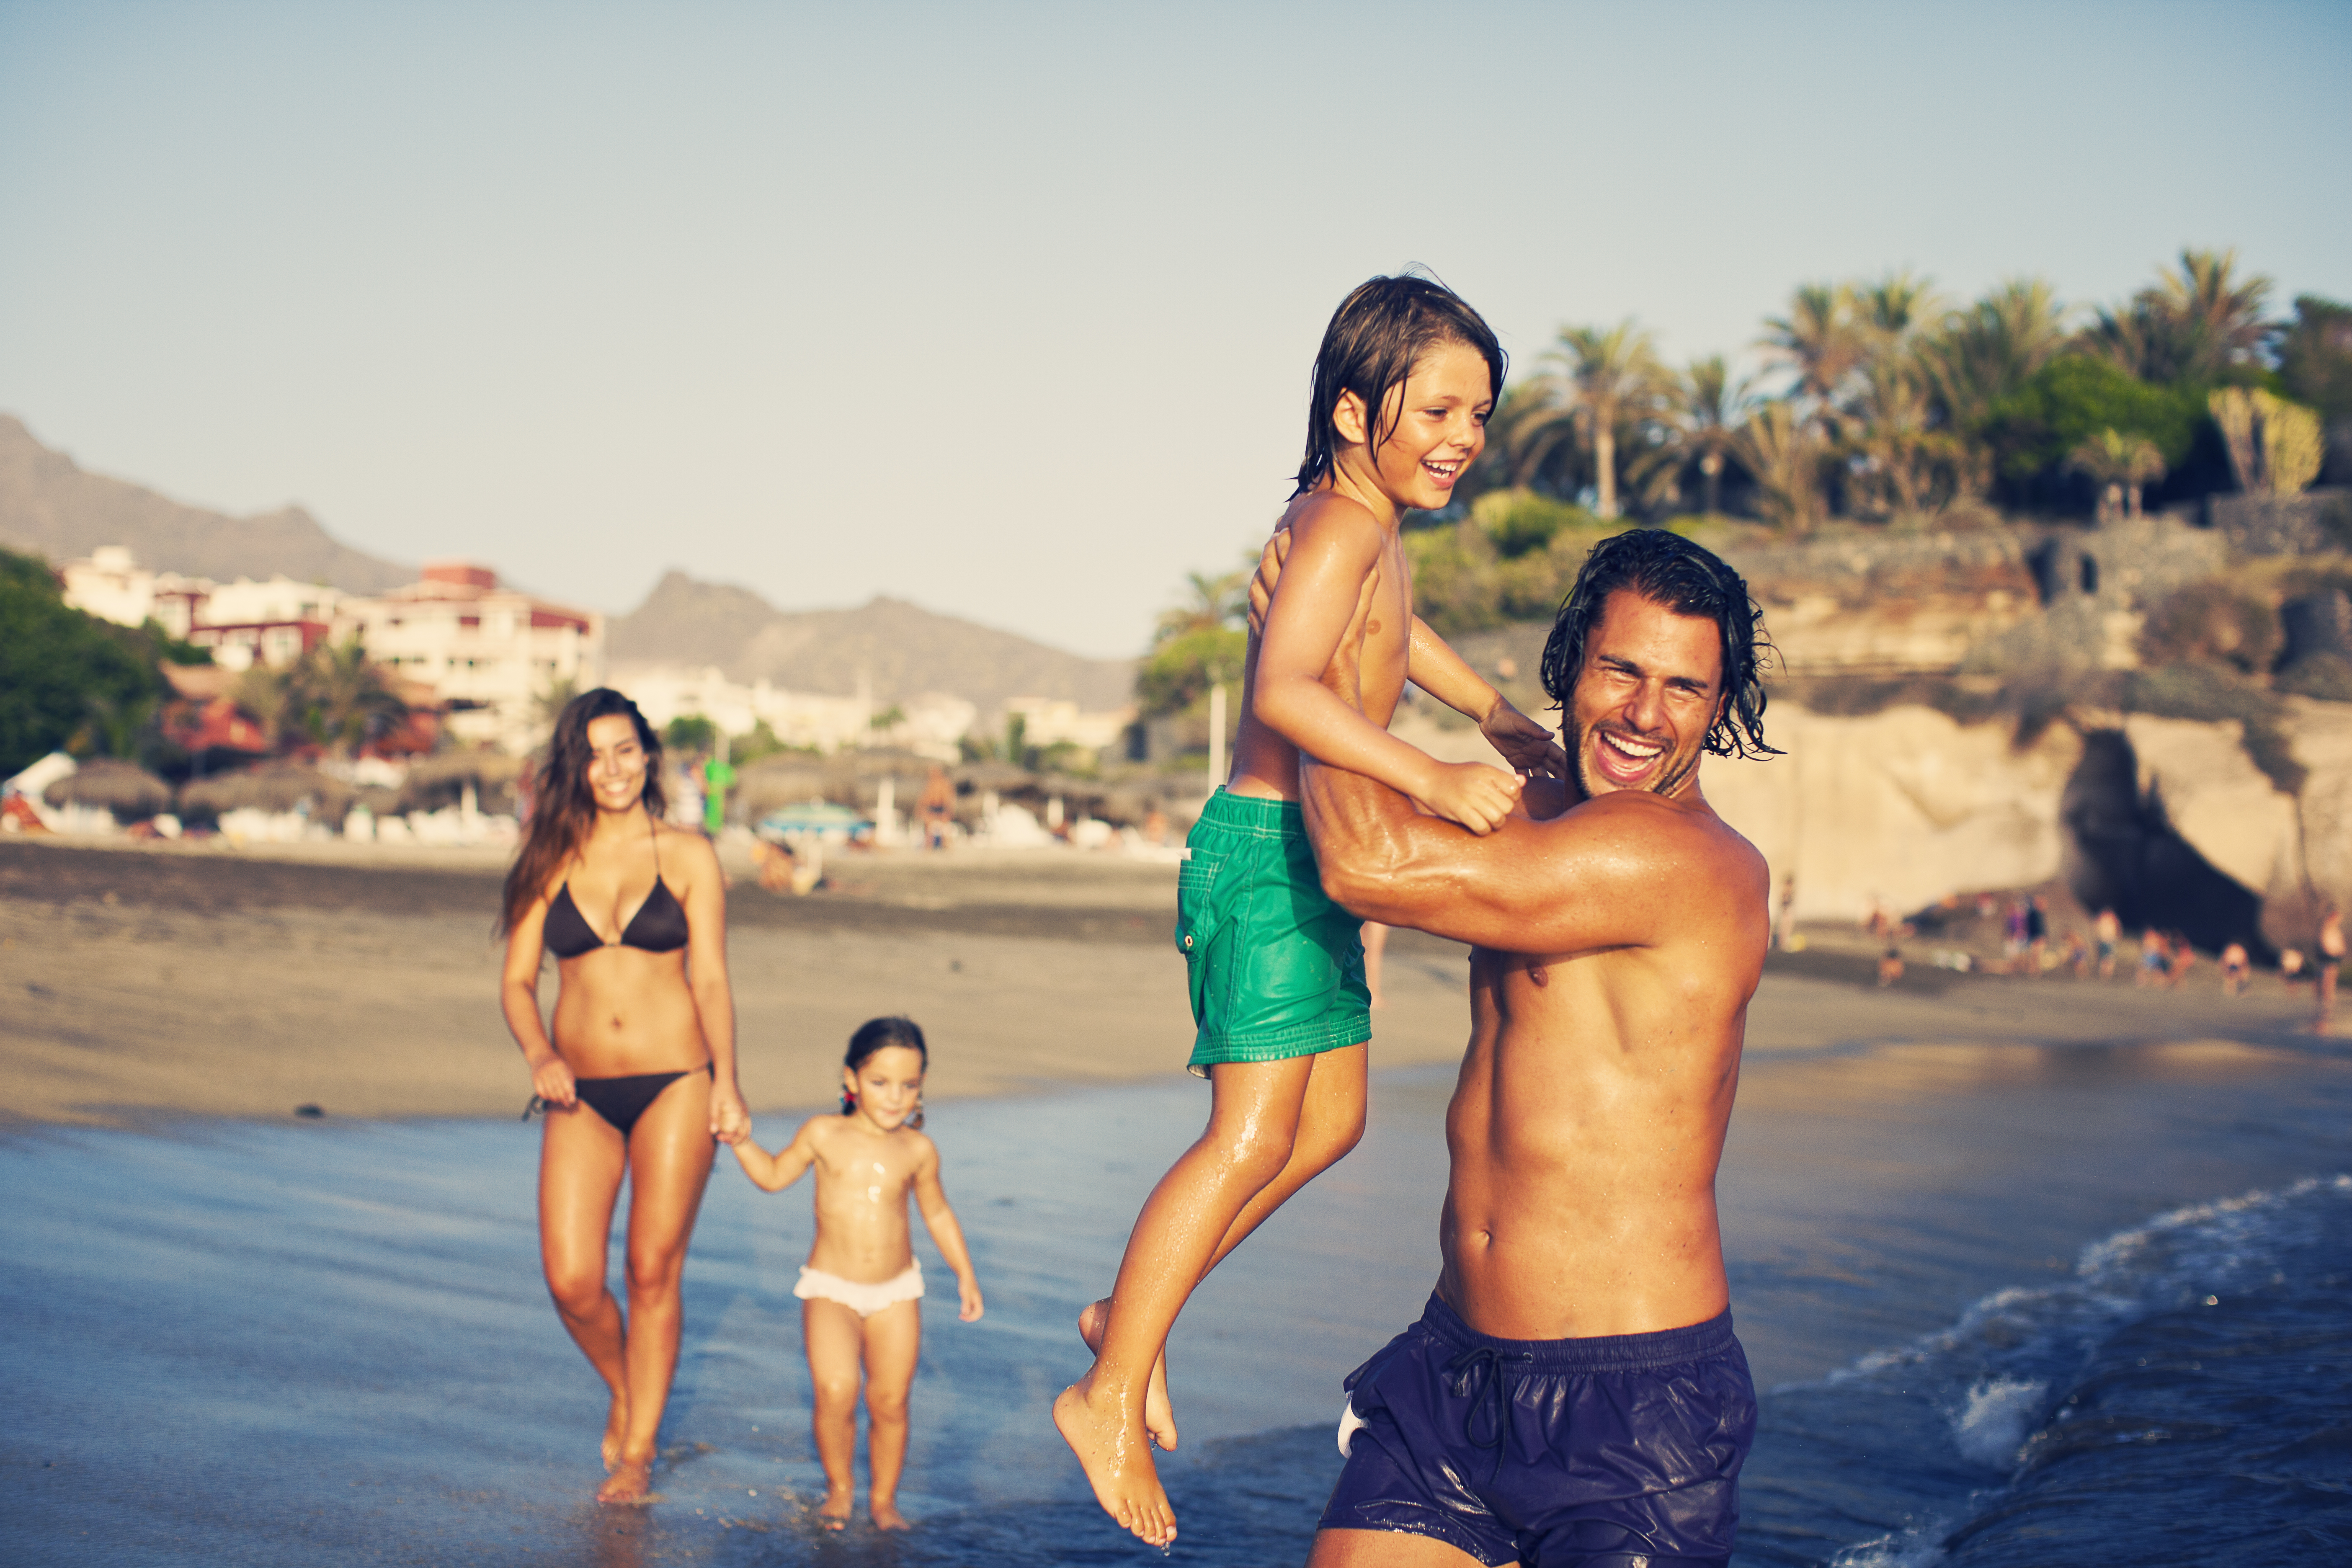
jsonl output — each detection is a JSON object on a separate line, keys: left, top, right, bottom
{"left": 600, "top": 1393, "right": 630, "bottom": 1473}
{"left": 816, "top": 1486, "right": 854, "bottom": 1531}
{"left": 1079, "top": 1298, "right": 1177, "bottom": 1452}
{"left": 596, "top": 1456, "right": 653, "bottom": 1505}
{"left": 870, "top": 1497, "right": 912, "bottom": 1531}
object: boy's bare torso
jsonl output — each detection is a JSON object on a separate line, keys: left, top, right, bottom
{"left": 1228, "top": 496, "right": 1411, "bottom": 801}
{"left": 801, "top": 1119, "right": 930, "bottom": 1282}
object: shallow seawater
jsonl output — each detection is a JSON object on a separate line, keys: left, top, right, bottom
{"left": 5, "top": 1041, "right": 2350, "bottom": 1567}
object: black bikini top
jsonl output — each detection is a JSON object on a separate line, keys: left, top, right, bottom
{"left": 542, "top": 823, "right": 690, "bottom": 959}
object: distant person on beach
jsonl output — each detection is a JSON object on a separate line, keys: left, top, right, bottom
{"left": 1055, "top": 274, "right": 1566, "bottom": 1549}
{"left": 2318, "top": 907, "right": 2344, "bottom": 1029}
{"left": 2138, "top": 928, "right": 2171, "bottom": 989}
{"left": 722, "top": 1016, "right": 984, "bottom": 1531}
{"left": 2096, "top": 908, "right": 2121, "bottom": 980}
{"left": 1362, "top": 921, "right": 1389, "bottom": 1009}
{"left": 2220, "top": 941, "right": 2251, "bottom": 997}
{"left": 498, "top": 689, "right": 750, "bottom": 1505}
{"left": 1774, "top": 871, "right": 1797, "bottom": 951}
{"left": 1294, "top": 528, "right": 1774, "bottom": 1567}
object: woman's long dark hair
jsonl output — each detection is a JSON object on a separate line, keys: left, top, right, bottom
{"left": 499, "top": 689, "right": 667, "bottom": 934}
{"left": 841, "top": 1016, "right": 928, "bottom": 1128}
{"left": 1294, "top": 272, "right": 1507, "bottom": 498}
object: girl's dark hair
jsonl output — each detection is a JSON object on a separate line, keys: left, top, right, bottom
{"left": 841, "top": 1015, "right": 928, "bottom": 1127}
{"left": 499, "top": 689, "right": 668, "bottom": 934}
{"left": 1294, "top": 273, "right": 1507, "bottom": 498}
{"left": 1539, "top": 530, "right": 1781, "bottom": 760}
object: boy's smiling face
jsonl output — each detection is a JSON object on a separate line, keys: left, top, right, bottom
{"left": 1338, "top": 338, "right": 1493, "bottom": 513}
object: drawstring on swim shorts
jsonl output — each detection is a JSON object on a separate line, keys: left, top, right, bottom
{"left": 1446, "top": 1343, "right": 1535, "bottom": 1477}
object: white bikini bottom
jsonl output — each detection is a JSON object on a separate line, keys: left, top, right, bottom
{"left": 793, "top": 1261, "right": 924, "bottom": 1318}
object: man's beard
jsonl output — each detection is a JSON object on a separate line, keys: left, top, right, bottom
{"left": 1568, "top": 717, "right": 1698, "bottom": 800}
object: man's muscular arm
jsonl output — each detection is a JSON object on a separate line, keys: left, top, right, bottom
{"left": 1301, "top": 756, "right": 1695, "bottom": 956}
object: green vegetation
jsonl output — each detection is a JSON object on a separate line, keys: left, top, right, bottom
{"left": 663, "top": 714, "right": 719, "bottom": 755}
{"left": 1439, "top": 248, "right": 2330, "bottom": 542}
{"left": 1135, "top": 569, "right": 1246, "bottom": 719}
{"left": 0, "top": 545, "right": 206, "bottom": 775}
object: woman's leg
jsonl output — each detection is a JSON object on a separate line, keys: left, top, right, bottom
{"left": 1055, "top": 1051, "right": 1318, "bottom": 1546}
{"left": 860, "top": 1299, "right": 922, "bottom": 1529}
{"left": 539, "top": 1102, "right": 632, "bottom": 1471}
{"left": 802, "top": 1298, "right": 866, "bottom": 1528}
{"left": 599, "top": 1071, "right": 716, "bottom": 1503}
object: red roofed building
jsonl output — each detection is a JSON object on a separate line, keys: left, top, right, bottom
{"left": 334, "top": 561, "right": 603, "bottom": 753}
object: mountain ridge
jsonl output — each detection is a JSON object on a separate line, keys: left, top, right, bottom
{"left": 0, "top": 414, "right": 415, "bottom": 593}
{"left": 609, "top": 570, "right": 1135, "bottom": 717}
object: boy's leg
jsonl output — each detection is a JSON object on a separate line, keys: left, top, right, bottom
{"left": 803, "top": 1299, "right": 865, "bottom": 1528}
{"left": 860, "top": 1300, "right": 923, "bottom": 1531}
{"left": 1056, "top": 1052, "right": 1319, "bottom": 1547}
{"left": 1078, "top": 1043, "right": 1369, "bottom": 1443}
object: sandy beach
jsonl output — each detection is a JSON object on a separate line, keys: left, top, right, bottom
{"left": 0, "top": 836, "right": 2324, "bottom": 1128}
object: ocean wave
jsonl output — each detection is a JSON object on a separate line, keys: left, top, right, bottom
{"left": 1780, "top": 1173, "right": 2352, "bottom": 1568}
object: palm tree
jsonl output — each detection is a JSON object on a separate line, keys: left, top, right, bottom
{"left": 1153, "top": 569, "right": 1246, "bottom": 646}
{"left": 286, "top": 638, "right": 408, "bottom": 757}
{"left": 1668, "top": 356, "right": 1756, "bottom": 516}
{"left": 1534, "top": 320, "right": 1667, "bottom": 519}
{"left": 1760, "top": 283, "right": 1867, "bottom": 420}
{"left": 2069, "top": 428, "right": 2166, "bottom": 520}
{"left": 1920, "top": 277, "right": 2069, "bottom": 430}
{"left": 1853, "top": 269, "right": 1944, "bottom": 346}
{"left": 2086, "top": 248, "right": 2274, "bottom": 383}
{"left": 1847, "top": 355, "right": 1960, "bottom": 518}
{"left": 1728, "top": 402, "right": 1829, "bottom": 533}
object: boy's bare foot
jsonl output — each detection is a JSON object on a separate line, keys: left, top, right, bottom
{"left": 870, "top": 1497, "right": 912, "bottom": 1531}
{"left": 600, "top": 1393, "right": 630, "bottom": 1473}
{"left": 1079, "top": 1298, "right": 1177, "bottom": 1451}
{"left": 1053, "top": 1373, "right": 1176, "bottom": 1547}
{"left": 596, "top": 1457, "right": 653, "bottom": 1505}
{"left": 816, "top": 1486, "right": 854, "bottom": 1531}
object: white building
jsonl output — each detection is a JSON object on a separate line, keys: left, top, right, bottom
{"left": 1005, "top": 696, "right": 1135, "bottom": 753}
{"left": 60, "top": 547, "right": 217, "bottom": 642}
{"left": 335, "top": 562, "right": 602, "bottom": 753}
{"left": 61, "top": 547, "right": 338, "bottom": 670}
{"left": 615, "top": 663, "right": 975, "bottom": 761}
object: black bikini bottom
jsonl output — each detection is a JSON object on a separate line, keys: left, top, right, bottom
{"left": 571, "top": 1064, "right": 713, "bottom": 1137}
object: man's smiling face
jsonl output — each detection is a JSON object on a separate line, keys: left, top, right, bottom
{"left": 1566, "top": 588, "right": 1725, "bottom": 800}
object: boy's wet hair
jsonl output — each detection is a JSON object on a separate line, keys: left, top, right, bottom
{"left": 1539, "top": 529, "right": 1781, "bottom": 760}
{"left": 1294, "top": 273, "right": 1506, "bottom": 498}
{"left": 843, "top": 1016, "right": 928, "bottom": 1127}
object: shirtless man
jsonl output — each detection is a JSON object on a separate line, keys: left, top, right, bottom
{"left": 1285, "top": 527, "right": 1777, "bottom": 1567}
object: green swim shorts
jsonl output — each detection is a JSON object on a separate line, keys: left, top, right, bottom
{"left": 1176, "top": 788, "right": 1372, "bottom": 1076}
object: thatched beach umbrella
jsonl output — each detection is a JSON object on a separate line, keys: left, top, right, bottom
{"left": 44, "top": 759, "right": 174, "bottom": 820}
{"left": 180, "top": 762, "right": 355, "bottom": 827}
{"left": 396, "top": 748, "right": 527, "bottom": 815}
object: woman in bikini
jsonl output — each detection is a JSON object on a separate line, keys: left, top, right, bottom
{"left": 498, "top": 688, "right": 750, "bottom": 1504}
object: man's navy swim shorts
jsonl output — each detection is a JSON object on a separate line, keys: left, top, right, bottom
{"left": 1320, "top": 1292, "right": 1756, "bottom": 1567}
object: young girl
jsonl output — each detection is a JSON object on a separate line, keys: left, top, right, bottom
{"left": 724, "top": 1017, "right": 984, "bottom": 1531}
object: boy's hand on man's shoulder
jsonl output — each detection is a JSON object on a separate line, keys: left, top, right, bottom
{"left": 1480, "top": 700, "right": 1569, "bottom": 779}
{"left": 1414, "top": 760, "right": 1523, "bottom": 837}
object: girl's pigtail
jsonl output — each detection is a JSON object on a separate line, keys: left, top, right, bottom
{"left": 909, "top": 1091, "right": 924, "bottom": 1131}
{"left": 840, "top": 1089, "right": 856, "bottom": 1116}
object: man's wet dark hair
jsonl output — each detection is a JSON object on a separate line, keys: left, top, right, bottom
{"left": 1294, "top": 273, "right": 1506, "bottom": 498}
{"left": 1539, "top": 529, "right": 1780, "bottom": 760}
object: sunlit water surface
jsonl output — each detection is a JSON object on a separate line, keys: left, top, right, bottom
{"left": 6, "top": 1041, "right": 2349, "bottom": 1566}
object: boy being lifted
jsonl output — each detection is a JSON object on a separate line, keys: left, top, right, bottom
{"left": 1055, "top": 274, "right": 1565, "bottom": 1546}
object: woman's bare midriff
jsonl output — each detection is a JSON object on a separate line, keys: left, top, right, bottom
{"left": 549, "top": 947, "right": 712, "bottom": 1078}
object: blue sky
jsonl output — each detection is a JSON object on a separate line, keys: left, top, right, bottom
{"left": 3, "top": 0, "right": 2347, "bottom": 658}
